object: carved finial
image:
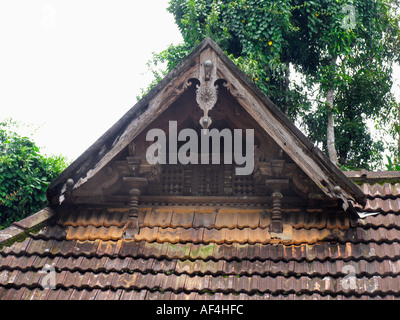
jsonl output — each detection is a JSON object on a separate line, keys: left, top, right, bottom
{"left": 196, "top": 84, "right": 218, "bottom": 129}
{"left": 204, "top": 60, "right": 213, "bottom": 81}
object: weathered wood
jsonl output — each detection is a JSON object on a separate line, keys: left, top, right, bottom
{"left": 48, "top": 37, "right": 364, "bottom": 210}
{"left": 216, "top": 57, "right": 358, "bottom": 207}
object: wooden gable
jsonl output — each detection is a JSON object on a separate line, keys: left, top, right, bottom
{"left": 47, "top": 38, "right": 365, "bottom": 237}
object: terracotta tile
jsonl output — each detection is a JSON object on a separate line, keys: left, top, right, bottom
{"left": 259, "top": 210, "right": 271, "bottom": 228}
{"left": 155, "top": 227, "right": 177, "bottom": 243}
{"left": 236, "top": 209, "right": 262, "bottom": 229}
{"left": 119, "top": 289, "right": 148, "bottom": 300}
{"left": 291, "top": 210, "right": 306, "bottom": 229}
{"left": 203, "top": 228, "right": 225, "bottom": 244}
{"left": 189, "top": 227, "right": 204, "bottom": 243}
{"left": 170, "top": 210, "right": 195, "bottom": 228}
{"left": 149, "top": 209, "right": 173, "bottom": 228}
{"left": 143, "top": 272, "right": 163, "bottom": 290}
{"left": 224, "top": 229, "right": 237, "bottom": 244}
{"left": 41, "top": 224, "right": 67, "bottom": 240}
{"left": 192, "top": 210, "right": 217, "bottom": 229}
{"left": 104, "top": 211, "right": 129, "bottom": 227}
{"left": 152, "top": 259, "right": 177, "bottom": 274}
{"left": 161, "top": 274, "right": 187, "bottom": 293}
{"left": 199, "top": 228, "right": 214, "bottom": 244}
{"left": 95, "top": 289, "right": 123, "bottom": 300}
{"left": 233, "top": 228, "right": 249, "bottom": 244}
{"left": 109, "top": 226, "right": 124, "bottom": 241}
{"left": 127, "top": 258, "right": 154, "bottom": 274}
{"left": 103, "top": 257, "right": 121, "bottom": 272}
{"left": 209, "top": 274, "right": 228, "bottom": 291}
{"left": 135, "top": 227, "right": 159, "bottom": 242}
{"left": 89, "top": 209, "right": 107, "bottom": 227}
{"left": 77, "top": 256, "right": 105, "bottom": 271}
{"left": 80, "top": 209, "right": 95, "bottom": 227}
{"left": 215, "top": 209, "right": 238, "bottom": 229}
{"left": 137, "top": 208, "right": 151, "bottom": 227}
{"left": 248, "top": 228, "right": 270, "bottom": 245}
{"left": 57, "top": 211, "right": 71, "bottom": 226}
{"left": 19, "top": 288, "right": 47, "bottom": 301}
{"left": 72, "top": 289, "right": 100, "bottom": 300}
{"left": 66, "top": 226, "right": 85, "bottom": 241}
{"left": 313, "top": 212, "right": 328, "bottom": 229}
{"left": 146, "top": 290, "right": 172, "bottom": 300}
{"left": 71, "top": 240, "right": 99, "bottom": 258}
{"left": 292, "top": 229, "right": 314, "bottom": 245}
{"left": 11, "top": 238, "right": 33, "bottom": 255}
{"left": 85, "top": 226, "right": 99, "bottom": 241}
{"left": 189, "top": 243, "right": 215, "bottom": 260}
{"left": 117, "top": 272, "right": 141, "bottom": 289}
{"left": 94, "top": 226, "right": 111, "bottom": 241}
{"left": 113, "top": 241, "right": 135, "bottom": 258}
{"left": 51, "top": 240, "right": 73, "bottom": 258}
{"left": 100, "top": 240, "right": 122, "bottom": 257}
{"left": 185, "top": 275, "right": 210, "bottom": 292}
{"left": 161, "top": 243, "right": 188, "bottom": 260}
{"left": 326, "top": 213, "right": 348, "bottom": 230}
{"left": 141, "top": 242, "right": 163, "bottom": 258}
{"left": 65, "top": 210, "right": 81, "bottom": 227}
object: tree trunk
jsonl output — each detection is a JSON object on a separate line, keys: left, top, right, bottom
{"left": 326, "top": 88, "right": 338, "bottom": 165}
{"left": 282, "top": 63, "right": 291, "bottom": 115}
{"left": 398, "top": 102, "right": 400, "bottom": 159}
{"left": 326, "top": 55, "right": 338, "bottom": 166}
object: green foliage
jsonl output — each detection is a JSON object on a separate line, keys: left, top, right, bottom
{"left": 0, "top": 119, "right": 68, "bottom": 230}
{"left": 386, "top": 155, "right": 400, "bottom": 171}
{"left": 142, "top": 0, "right": 400, "bottom": 170}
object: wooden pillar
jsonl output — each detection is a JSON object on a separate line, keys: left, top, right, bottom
{"left": 123, "top": 188, "right": 141, "bottom": 240}
{"left": 128, "top": 188, "right": 141, "bottom": 218}
{"left": 271, "top": 191, "right": 283, "bottom": 234}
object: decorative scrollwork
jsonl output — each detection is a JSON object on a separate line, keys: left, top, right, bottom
{"left": 196, "top": 84, "right": 218, "bottom": 129}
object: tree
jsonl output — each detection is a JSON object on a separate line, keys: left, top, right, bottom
{"left": 0, "top": 120, "right": 68, "bottom": 230}
{"left": 293, "top": 0, "right": 400, "bottom": 167}
{"left": 143, "top": 0, "right": 400, "bottom": 170}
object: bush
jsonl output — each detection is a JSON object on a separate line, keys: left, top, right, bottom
{"left": 0, "top": 119, "right": 68, "bottom": 230}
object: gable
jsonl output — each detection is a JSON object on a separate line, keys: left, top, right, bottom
{"left": 47, "top": 37, "right": 365, "bottom": 213}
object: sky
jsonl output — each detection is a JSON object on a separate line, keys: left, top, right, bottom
{"left": 0, "top": 0, "right": 183, "bottom": 161}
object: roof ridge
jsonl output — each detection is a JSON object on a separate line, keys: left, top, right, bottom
{"left": 0, "top": 208, "right": 55, "bottom": 249}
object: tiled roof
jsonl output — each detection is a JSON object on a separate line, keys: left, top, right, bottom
{"left": 1, "top": 182, "right": 400, "bottom": 300}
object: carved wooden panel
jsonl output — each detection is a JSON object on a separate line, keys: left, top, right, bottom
{"left": 233, "top": 173, "right": 255, "bottom": 196}
{"left": 161, "top": 166, "right": 185, "bottom": 195}
{"left": 159, "top": 164, "right": 255, "bottom": 196}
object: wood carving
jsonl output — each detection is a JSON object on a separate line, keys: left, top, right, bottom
{"left": 196, "top": 55, "right": 220, "bottom": 129}
{"left": 123, "top": 188, "right": 141, "bottom": 240}
{"left": 196, "top": 83, "right": 218, "bottom": 129}
{"left": 271, "top": 191, "right": 283, "bottom": 233}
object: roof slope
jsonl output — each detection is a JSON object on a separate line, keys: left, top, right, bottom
{"left": 0, "top": 181, "right": 400, "bottom": 300}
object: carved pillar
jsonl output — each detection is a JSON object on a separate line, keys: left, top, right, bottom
{"left": 124, "top": 188, "right": 141, "bottom": 240}
{"left": 128, "top": 188, "right": 141, "bottom": 218}
{"left": 271, "top": 191, "right": 283, "bottom": 233}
